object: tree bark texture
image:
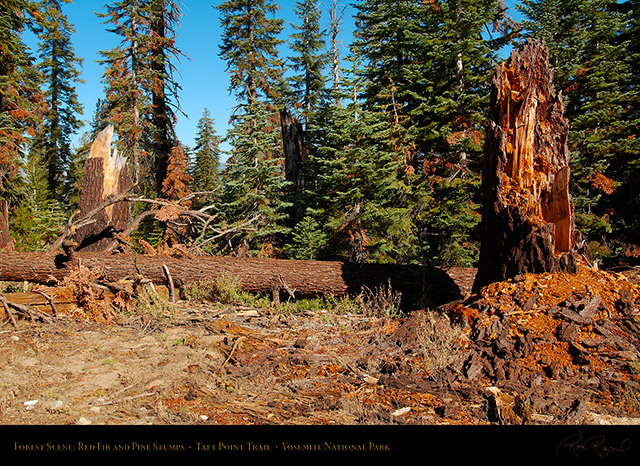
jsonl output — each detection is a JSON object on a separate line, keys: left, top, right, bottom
{"left": 0, "top": 200, "right": 11, "bottom": 250}
{"left": 0, "top": 251, "right": 467, "bottom": 309}
{"left": 473, "top": 40, "right": 579, "bottom": 291}
{"left": 75, "top": 125, "right": 131, "bottom": 252}
{"left": 280, "top": 108, "right": 307, "bottom": 220}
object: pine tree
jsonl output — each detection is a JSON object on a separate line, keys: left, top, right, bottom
{"left": 288, "top": 0, "right": 328, "bottom": 124}
{"left": 216, "top": 0, "right": 291, "bottom": 254}
{"left": 191, "top": 108, "right": 221, "bottom": 203}
{"left": 0, "top": 0, "right": 45, "bottom": 199}
{"left": 31, "top": 0, "right": 84, "bottom": 203}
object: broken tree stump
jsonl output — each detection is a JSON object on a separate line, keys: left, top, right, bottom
{"left": 473, "top": 40, "right": 579, "bottom": 291}
{"left": 280, "top": 108, "right": 307, "bottom": 221}
{"left": 75, "top": 125, "right": 131, "bottom": 252}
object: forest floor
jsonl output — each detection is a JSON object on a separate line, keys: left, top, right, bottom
{"left": 1, "top": 258, "right": 640, "bottom": 429}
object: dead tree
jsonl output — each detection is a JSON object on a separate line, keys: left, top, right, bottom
{"left": 0, "top": 251, "right": 467, "bottom": 309}
{"left": 473, "top": 40, "right": 579, "bottom": 291}
{"left": 75, "top": 125, "right": 131, "bottom": 252}
{"left": 280, "top": 108, "right": 307, "bottom": 221}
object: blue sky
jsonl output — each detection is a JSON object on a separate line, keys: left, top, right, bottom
{"left": 36, "top": 1, "right": 357, "bottom": 154}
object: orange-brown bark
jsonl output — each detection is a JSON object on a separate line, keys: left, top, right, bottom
{"left": 474, "top": 40, "right": 579, "bottom": 291}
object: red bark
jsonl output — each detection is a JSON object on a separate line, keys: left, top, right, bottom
{"left": 473, "top": 40, "right": 579, "bottom": 291}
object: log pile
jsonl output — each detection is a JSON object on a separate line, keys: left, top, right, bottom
{"left": 474, "top": 40, "right": 580, "bottom": 291}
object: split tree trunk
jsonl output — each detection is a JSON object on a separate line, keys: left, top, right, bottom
{"left": 473, "top": 40, "right": 579, "bottom": 291}
{"left": 0, "top": 251, "right": 466, "bottom": 309}
{"left": 75, "top": 125, "right": 131, "bottom": 252}
{"left": 280, "top": 109, "right": 306, "bottom": 221}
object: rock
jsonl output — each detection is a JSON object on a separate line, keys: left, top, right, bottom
{"left": 390, "top": 407, "right": 411, "bottom": 417}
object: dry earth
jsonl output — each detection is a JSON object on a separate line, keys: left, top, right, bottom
{"left": 1, "top": 259, "right": 640, "bottom": 460}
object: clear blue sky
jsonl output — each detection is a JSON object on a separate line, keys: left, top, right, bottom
{"left": 46, "top": 1, "right": 357, "bottom": 154}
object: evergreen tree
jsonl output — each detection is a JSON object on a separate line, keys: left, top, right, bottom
{"left": 147, "top": 0, "right": 184, "bottom": 194}
{"left": 288, "top": 0, "right": 328, "bottom": 124}
{"left": 353, "top": 0, "right": 510, "bottom": 265}
{"left": 191, "top": 108, "right": 221, "bottom": 203}
{"left": 98, "top": 0, "right": 154, "bottom": 187}
{"left": 304, "top": 49, "right": 414, "bottom": 263}
{"left": 11, "top": 148, "right": 66, "bottom": 250}
{"left": 216, "top": 0, "right": 291, "bottom": 254}
{"left": 31, "top": 0, "right": 84, "bottom": 203}
{"left": 219, "top": 103, "right": 291, "bottom": 254}
{"left": 0, "top": 0, "right": 45, "bottom": 199}
{"left": 217, "top": 0, "right": 286, "bottom": 110}
{"left": 162, "top": 143, "right": 191, "bottom": 203}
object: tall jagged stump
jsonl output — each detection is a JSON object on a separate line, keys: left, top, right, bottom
{"left": 474, "top": 40, "right": 580, "bottom": 291}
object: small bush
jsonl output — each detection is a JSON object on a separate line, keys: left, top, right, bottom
{"left": 356, "top": 280, "right": 403, "bottom": 317}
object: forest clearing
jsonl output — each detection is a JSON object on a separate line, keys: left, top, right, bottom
{"left": 1, "top": 4, "right": 640, "bottom": 462}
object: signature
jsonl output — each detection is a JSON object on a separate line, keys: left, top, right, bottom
{"left": 556, "top": 434, "right": 632, "bottom": 459}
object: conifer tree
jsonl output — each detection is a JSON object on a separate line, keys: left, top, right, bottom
{"left": 288, "top": 0, "right": 328, "bottom": 124}
{"left": 191, "top": 108, "right": 221, "bottom": 203}
{"left": 304, "top": 49, "right": 414, "bottom": 263}
{"left": 98, "top": 0, "right": 153, "bottom": 187}
{"left": 216, "top": 0, "right": 291, "bottom": 254}
{"left": 147, "top": 0, "right": 184, "bottom": 194}
{"left": 0, "top": 0, "right": 45, "bottom": 199}
{"left": 31, "top": 0, "right": 84, "bottom": 203}
{"left": 98, "top": 0, "right": 183, "bottom": 195}
{"left": 353, "top": 0, "right": 510, "bottom": 265}
{"left": 162, "top": 144, "right": 191, "bottom": 204}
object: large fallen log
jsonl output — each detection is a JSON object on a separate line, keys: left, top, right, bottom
{"left": 0, "top": 251, "right": 466, "bottom": 309}
{"left": 473, "top": 40, "right": 580, "bottom": 291}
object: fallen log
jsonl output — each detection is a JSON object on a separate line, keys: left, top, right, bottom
{"left": 473, "top": 40, "right": 580, "bottom": 291}
{"left": 0, "top": 251, "right": 466, "bottom": 309}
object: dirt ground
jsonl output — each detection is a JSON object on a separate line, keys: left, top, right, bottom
{"left": 0, "top": 303, "right": 468, "bottom": 426}
{"left": 1, "top": 259, "right": 640, "bottom": 430}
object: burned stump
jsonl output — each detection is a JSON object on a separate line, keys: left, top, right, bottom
{"left": 280, "top": 108, "right": 307, "bottom": 220}
{"left": 473, "top": 40, "right": 579, "bottom": 291}
{"left": 75, "top": 125, "right": 131, "bottom": 252}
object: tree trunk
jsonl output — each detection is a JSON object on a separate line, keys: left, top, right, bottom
{"left": 0, "top": 251, "right": 467, "bottom": 309}
{"left": 473, "top": 40, "right": 579, "bottom": 291}
{"left": 75, "top": 125, "right": 131, "bottom": 252}
{"left": 0, "top": 200, "right": 11, "bottom": 250}
{"left": 280, "top": 108, "right": 306, "bottom": 221}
